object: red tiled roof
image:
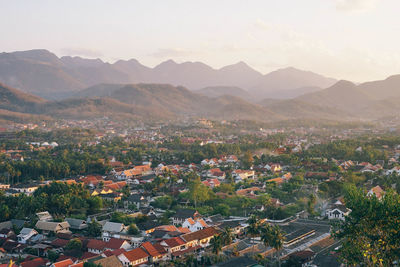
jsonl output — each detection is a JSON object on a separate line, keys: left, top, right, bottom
{"left": 155, "top": 225, "right": 179, "bottom": 232}
{"left": 178, "top": 227, "right": 191, "bottom": 234}
{"left": 106, "top": 238, "right": 127, "bottom": 250}
{"left": 181, "top": 227, "right": 219, "bottom": 242}
{"left": 51, "top": 238, "right": 69, "bottom": 247}
{"left": 53, "top": 259, "right": 74, "bottom": 267}
{"left": 103, "top": 248, "right": 126, "bottom": 257}
{"left": 163, "top": 237, "right": 186, "bottom": 248}
{"left": 21, "top": 258, "right": 48, "bottom": 267}
{"left": 171, "top": 245, "right": 201, "bottom": 257}
{"left": 81, "top": 252, "right": 98, "bottom": 260}
{"left": 122, "top": 247, "right": 149, "bottom": 262}
{"left": 141, "top": 242, "right": 166, "bottom": 257}
{"left": 87, "top": 239, "right": 107, "bottom": 250}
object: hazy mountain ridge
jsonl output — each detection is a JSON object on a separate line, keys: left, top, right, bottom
{"left": 195, "top": 86, "right": 254, "bottom": 101}
{"left": 0, "top": 82, "right": 284, "bottom": 122}
{"left": 0, "top": 49, "right": 337, "bottom": 100}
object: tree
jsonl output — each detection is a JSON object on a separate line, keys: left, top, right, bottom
{"left": 214, "top": 204, "right": 230, "bottom": 216}
{"left": 188, "top": 177, "right": 211, "bottom": 207}
{"left": 83, "top": 263, "right": 102, "bottom": 267}
{"left": 246, "top": 215, "right": 260, "bottom": 255}
{"left": 307, "top": 194, "right": 316, "bottom": 215}
{"left": 121, "top": 185, "right": 130, "bottom": 199}
{"left": 87, "top": 220, "right": 102, "bottom": 237}
{"left": 128, "top": 223, "right": 139, "bottom": 235}
{"left": 242, "top": 151, "right": 254, "bottom": 169}
{"left": 210, "top": 235, "right": 222, "bottom": 255}
{"left": 260, "top": 224, "right": 285, "bottom": 267}
{"left": 65, "top": 238, "right": 82, "bottom": 251}
{"left": 333, "top": 187, "right": 400, "bottom": 265}
{"left": 47, "top": 250, "right": 59, "bottom": 262}
{"left": 220, "top": 227, "right": 233, "bottom": 246}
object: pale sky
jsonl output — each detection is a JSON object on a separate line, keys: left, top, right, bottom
{"left": 1, "top": 0, "right": 400, "bottom": 82}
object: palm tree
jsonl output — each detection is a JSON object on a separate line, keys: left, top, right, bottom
{"left": 260, "top": 224, "right": 285, "bottom": 267}
{"left": 270, "top": 225, "right": 285, "bottom": 267}
{"left": 210, "top": 235, "right": 223, "bottom": 255}
{"left": 260, "top": 224, "right": 274, "bottom": 266}
{"left": 221, "top": 227, "right": 233, "bottom": 246}
{"left": 246, "top": 215, "right": 260, "bottom": 255}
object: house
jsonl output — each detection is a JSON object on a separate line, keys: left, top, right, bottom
{"left": 0, "top": 228, "right": 14, "bottom": 239}
{"left": 265, "top": 164, "right": 282, "bottom": 172}
{"left": 105, "top": 238, "right": 131, "bottom": 251}
{"left": 115, "top": 165, "right": 152, "bottom": 180}
{"left": 36, "top": 211, "right": 53, "bottom": 222}
{"left": 172, "top": 209, "right": 201, "bottom": 226}
{"left": 124, "top": 194, "right": 148, "bottom": 209}
{"left": 17, "top": 228, "right": 38, "bottom": 244}
{"left": 0, "top": 248, "right": 6, "bottom": 259}
{"left": 232, "top": 170, "right": 255, "bottom": 182}
{"left": 367, "top": 185, "right": 385, "bottom": 199}
{"left": 50, "top": 258, "right": 74, "bottom": 267}
{"left": 182, "top": 218, "right": 208, "bottom": 232}
{"left": 65, "top": 218, "right": 88, "bottom": 230}
{"left": 102, "top": 222, "right": 127, "bottom": 241}
{"left": 87, "top": 239, "right": 107, "bottom": 254}
{"left": 202, "top": 178, "right": 220, "bottom": 188}
{"left": 201, "top": 158, "right": 218, "bottom": 166}
{"left": 217, "top": 220, "right": 245, "bottom": 235}
{"left": 160, "top": 237, "right": 187, "bottom": 254}
{"left": 326, "top": 205, "right": 351, "bottom": 221}
{"left": 118, "top": 247, "right": 149, "bottom": 266}
{"left": 35, "top": 221, "right": 70, "bottom": 235}
{"left": 20, "top": 257, "right": 48, "bottom": 267}
{"left": 141, "top": 241, "right": 168, "bottom": 263}
{"left": 10, "top": 184, "right": 38, "bottom": 195}
{"left": 386, "top": 166, "right": 400, "bottom": 175}
{"left": 92, "top": 255, "right": 123, "bottom": 267}
{"left": 236, "top": 187, "right": 263, "bottom": 198}
{"left": 206, "top": 168, "right": 226, "bottom": 180}
{"left": 180, "top": 227, "right": 219, "bottom": 248}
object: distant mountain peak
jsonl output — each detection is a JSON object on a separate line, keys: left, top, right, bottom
{"left": 220, "top": 61, "right": 255, "bottom": 71}
{"left": 156, "top": 59, "right": 177, "bottom": 67}
{"left": 332, "top": 80, "right": 356, "bottom": 88}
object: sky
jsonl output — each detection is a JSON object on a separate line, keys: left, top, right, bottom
{"left": 1, "top": 0, "right": 400, "bottom": 82}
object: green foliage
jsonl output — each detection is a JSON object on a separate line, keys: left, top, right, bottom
{"left": 213, "top": 204, "right": 230, "bottom": 216}
{"left": 87, "top": 220, "right": 102, "bottom": 237}
{"left": 110, "top": 212, "right": 137, "bottom": 225}
{"left": 334, "top": 187, "right": 400, "bottom": 265}
{"left": 128, "top": 223, "right": 139, "bottom": 235}
{"left": 152, "top": 195, "right": 173, "bottom": 210}
{"left": 188, "top": 177, "right": 213, "bottom": 207}
{"left": 47, "top": 250, "right": 59, "bottom": 262}
{"left": 0, "top": 182, "right": 104, "bottom": 221}
{"left": 65, "top": 238, "right": 82, "bottom": 251}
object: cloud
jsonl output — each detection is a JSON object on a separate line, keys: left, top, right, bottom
{"left": 335, "top": 0, "right": 380, "bottom": 12}
{"left": 60, "top": 47, "right": 103, "bottom": 58}
{"left": 149, "top": 48, "right": 197, "bottom": 58}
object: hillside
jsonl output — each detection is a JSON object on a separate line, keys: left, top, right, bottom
{"left": 295, "top": 76, "right": 400, "bottom": 118}
{"left": 296, "top": 80, "right": 374, "bottom": 114}
{"left": 250, "top": 67, "right": 337, "bottom": 99}
{"left": 0, "top": 82, "right": 47, "bottom": 113}
{"left": 195, "top": 86, "right": 253, "bottom": 101}
{"left": 261, "top": 98, "right": 351, "bottom": 120}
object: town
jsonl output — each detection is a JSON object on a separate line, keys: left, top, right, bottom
{"left": 0, "top": 119, "right": 398, "bottom": 267}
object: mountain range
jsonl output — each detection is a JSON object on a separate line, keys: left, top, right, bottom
{"left": 0, "top": 49, "right": 337, "bottom": 100}
{"left": 1, "top": 72, "right": 400, "bottom": 124}
{"left": 2, "top": 49, "right": 400, "bottom": 124}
